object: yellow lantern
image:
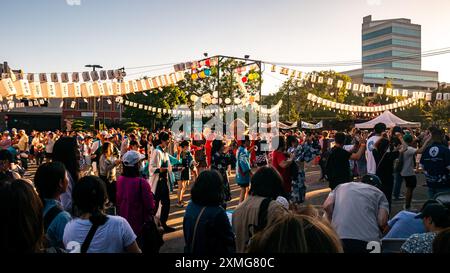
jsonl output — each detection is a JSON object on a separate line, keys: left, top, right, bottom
{"left": 191, "top": 73, "right": 198, "bottom": 80}
{"left": 199, "top": 71, "right": 206, "bottom": 79}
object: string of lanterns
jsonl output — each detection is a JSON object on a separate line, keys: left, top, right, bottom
{"left": 268, "top": 64, "right": 449, "bottom": 101}
{"left": 307, "top": 93, "right": 419, "bottom": 116}
{"left": 117, "top": 97, "right": 283, "bottom": 117}
{"left": 0, "top": 71, "right": 185, "bottom": 100}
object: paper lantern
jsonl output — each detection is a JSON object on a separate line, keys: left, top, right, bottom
{"left": 199, "top": 71, "right": 206, "bottom": 79}
{"left": 225, "top": 98, "right": 231, "bottom": 104}
{"left": 191, "top": 73, "right": 198, "bottom": 80}
{"left": 204, "top": 69, "right": 211, "bottom": 76}
{"left": 241, "top": 77, "right": 248, "bottom": 83}
{"left": 248, "top": 73, "right": 255, "bottom": 81}
{"left": 190, "top": 95, "right": 198, "bottom": 102}
{"left": 205, "top": 59, "right": 211, "bottom": 67}
{"left": 234, "top": 98, "right": 241, "bottom": 104}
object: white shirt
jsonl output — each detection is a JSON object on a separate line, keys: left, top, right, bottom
{"left": 45, "top": 138, "right": 55, "bottom": 153}
{"left": 63, "top": 215, "right": 136, "bottom": 253}
{"left": 366, "top": 135, "right": 381, "bottom": 174}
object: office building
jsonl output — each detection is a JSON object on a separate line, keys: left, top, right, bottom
{"left": 343, "top": 15, "right": 438, "bottom": 91}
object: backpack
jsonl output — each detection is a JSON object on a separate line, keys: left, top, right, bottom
{"left": 247, "top": 198, "right": 272, "bottom": 239}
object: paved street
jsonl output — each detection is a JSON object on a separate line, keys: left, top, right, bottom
{"left": 158, "top": 163, "right": 430, "bottom": 253}
{"left": 22, "top": 161, "right": 429, "bottom": 253}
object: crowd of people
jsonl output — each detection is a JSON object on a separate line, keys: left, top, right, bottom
{"left": 0, "top": 122, "right": 449, "bottom": 254}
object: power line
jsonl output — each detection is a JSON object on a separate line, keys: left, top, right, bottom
{"left": 124, "top": 62, "right": 178, "bottom": 70}
{"left": 126, "top": 66, "right": 175, "bottom": 77}
{"left": 264, "top": 47, "right": 450, "bottom": 67}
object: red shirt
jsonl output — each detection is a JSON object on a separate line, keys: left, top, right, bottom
{"left": 271, "top": 150, "right": 291, "bottom": 193}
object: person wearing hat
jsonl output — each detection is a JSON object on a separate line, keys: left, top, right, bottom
{"left": 323, "top": 174, "right": 389, "bottom": 253}
{"left": 383, "top": 200, "right": 436, "bottom": 240}
{"left": 401, "top": 202, "right": 450, "bottom": 253}
{"left": 116, "top": 150, "right": 158, "bottom": 252}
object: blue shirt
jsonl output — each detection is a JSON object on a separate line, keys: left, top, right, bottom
{"left": 43, "top": 199, "right": 72, "bottom": 248}
{"left": 384, "top": 211, "right": 426, "bottom": 239}
{"left": 236, "top": 146, "right": 251, "bottom": 185}
{"left": 420, "top": 143, "right": 450, "bottom": 188}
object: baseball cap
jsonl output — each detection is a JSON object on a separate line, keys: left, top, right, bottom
{"left": 415, "top": 203, "right": 449, "bottom": 223}
{"left": 361, "top": 174, "right": 382, "bottom": 190}
{"left": 403, "top": 134, "right": 413, "bottom": 143}
{"left": 122, "top": 150, "right": 145, "bottom": 167}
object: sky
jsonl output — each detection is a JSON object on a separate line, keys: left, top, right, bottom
{"left": 2, "top": 0, "right": 450, "bottom": 95}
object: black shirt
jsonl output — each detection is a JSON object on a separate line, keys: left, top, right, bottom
{"left": 325, "top": 146, "right": 352, "bottom": 189}
{"left": 373, "top": 149, "right": 399, "bottom": 182}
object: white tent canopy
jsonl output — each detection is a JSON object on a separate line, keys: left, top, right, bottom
{"left": 355, "top": 110, "right": 421, "bottom": 129}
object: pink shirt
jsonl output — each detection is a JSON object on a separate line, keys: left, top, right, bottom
{"left": 116, "top": 176, "right": 155, "bottom": 236}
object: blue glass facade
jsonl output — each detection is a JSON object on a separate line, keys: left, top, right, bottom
{"left": 364, "top": 73, "right": 437, "bottom": 82}
{"left": 370, "top": 62, "right": 420, "bottom": 70}
{"left": 362, "top": 26, "right": 420, "bottom": 41}
{"left": 362, "top": 50, "right": 418, "bottom": 62}
{"left": 362, "top": 39, "right": 420, "bottom": 51}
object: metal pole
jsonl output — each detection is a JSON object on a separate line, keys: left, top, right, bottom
{"left": 92, "top": 67, "right": 97, "bottom": 130}
{"left": 85, "top": 64, "right": 103, "bottom": 131}
{"left": 217, "top": 57, "right": 221, "bottom": 133}
{"left": 257, "top": 61, "right": 262, "bottom": 134}
{"left": 287, "top": 86, "right": 290, "bottom": 121}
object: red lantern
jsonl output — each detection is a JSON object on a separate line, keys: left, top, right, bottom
{"left": 242, "top": 76, "right": 248, "bottom": 83}
{"left": 205, "top": 59, "right": 211, "bottom": 67}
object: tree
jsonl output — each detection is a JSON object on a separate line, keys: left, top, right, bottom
{"left": 263, "top": 70, "right": 361, "bottom": 122}
{"left": 71, "top": 119, "right": 86, "bottom": 131}
{"left": 429, "top": 101, "right": 450, "bottom": 127}
{"left": 122, "top": 85, "right": 187, "bottom": 130}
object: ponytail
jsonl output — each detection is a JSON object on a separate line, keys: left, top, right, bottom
{"left": 89, "top": 208, "right": 108, "bottom": 226}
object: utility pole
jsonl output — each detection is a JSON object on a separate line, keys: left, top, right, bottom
{"left": 85, "top": 64, "right": 103, "bottom": 130}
